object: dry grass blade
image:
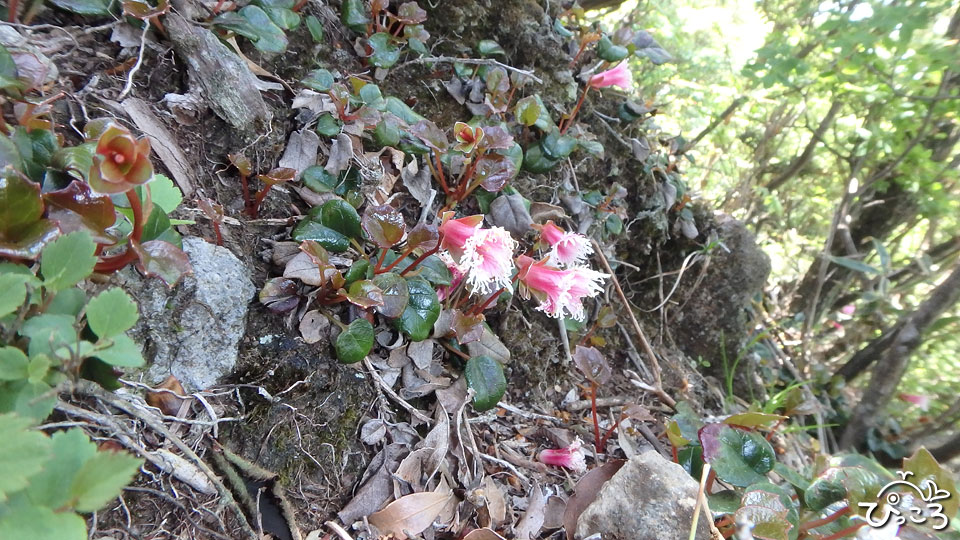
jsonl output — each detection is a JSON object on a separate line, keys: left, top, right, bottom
{"left": 367, "top": 491, "right": 454, "bottom": 539}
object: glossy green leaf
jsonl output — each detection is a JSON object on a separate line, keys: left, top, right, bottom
{"left": 522, "top": 143, "right": 561, "bottom": 173}
{"left": 372, "top": 272, "right": 409, "bottom": 318}
{"left": 344, "top": 259, "right": 371, "bottom": 285}
{"left": 464, "top": 355, "right": 506, "bottom": 412}
{"left": 476, "top": 39, "right": 506, "bottom": 57}
{"left": 678, "top": 444, "right": 704, "bottom": 480}
{"left": 335, "top": 318, "right": 374, "bottom": 364}
{"left": 724, "top": 412, "right": 788, "bottom": 429}
{"left": 239, "top": 5, "right": 288, "bottom": 53}
{"left": 596, "top": 36, "right": 629, "bottom": 62}
{"left": 515, "top": 96, "right": 541, "bottom": 127}
{"left": 302, "top": 69, "right": 335, "bottom": 92}
{"left": 302, "top": 165, "right": 339, "bottom": 193}
{"left": 541, "top": 130, "right": 578, "bottom": 160}
{"left": 319, "top": 199, "right": 362, "bottom": 239}
{"left": 367, "top": 33, "right": 401, "bottom": 69}
{"left": 305, "top": 14, "right": 324, "bottom": 41}
{"left": 47, "top": 0, "right": 110, "bottom": 15}
{"left": 699, "top": 423, "right": 776, "bottom": 487}
{"left": 291, "top": 220, "right": 350, "bottom": 253}
{"left": 341, "top": 0, "right": 370, "bottom": 33}
{"left": 343, "top": 280, "right": 384, "bottom": 309}
{"left": 735, "top": 505, "right": 791, "bottom": 540}
{"left": 397, "top": 277, "right": 439, "bottom": 341}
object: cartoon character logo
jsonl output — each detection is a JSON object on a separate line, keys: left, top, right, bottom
{"left": 858, "top": 471, "right": 951, "bottom": 530}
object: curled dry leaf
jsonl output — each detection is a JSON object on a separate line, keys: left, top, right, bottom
{"left": 146, "top": 374, "right": 188, "bottom": 416}
{"left": 463, "top": 528, "right": 507, "bottom": 540}
{"left": 562, "top": 459, "right": 626, "bottom": 540}
{"left": 367, "top": 490, "right": 454, "bottom": 540}
{"left": 480, "top": 475, "right": 507, "bottom": 528}
{"left": 514, "top": 482, "right": 547, "bottom": 540}
{"left": 299, "top": 309, "right": 329, "bottom": 344}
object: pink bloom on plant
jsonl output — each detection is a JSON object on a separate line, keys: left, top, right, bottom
{"left": 436, "top": 252, "right": 464, "bottom": 301}
{"left": 439, "top": 213, "right": 517, "bottom": 295}
{"left": 589, "top": 62, "right": 632, "bottom": 91}
{"left": 537, "top": 220, "right": 593, "bottom": 267}
{"left": 516, "top": 255, "right": 607, "bottom": 321}
{"left": 840, "top": 304, "right": 856, "bottom": 316}
{"left": 898, "top": 393, "right": 930, "bottom": 411}
{"left": 538, "top": 438, "right": 587, "bottom": 473}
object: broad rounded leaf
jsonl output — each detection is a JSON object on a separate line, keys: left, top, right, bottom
{"left": 362, "top": 204, "right": 406, "bottom": 248}
{"left": 475, "top": 153, "right": 517, "bottom": 192}
{"left": 43, "top": 181, "right": 115, "bottom": 243}
{"left": 572, "top": 345, "right": 611, "bottom": 384}
{"left": 515, "top": 96, "right": 541, "bottom": 127}
{"left": 343, "top": 279, "right": 385, "bottom": 309}
{"left": 340, "top": 0, "right": 370, "bottom": 33}
{"left": 0, "top": 413, "right": 52, "bottom": 501}
{"left": 699, "top": 423, "right": 775, "bottom": 487}
{"left": 335, "top": 318, "right": 374, "bottom": 364}
{"left": 522, "top": 143, "right": 561, "bottom": 173}
{"left": 367, "top": 33, "right": 401, "bottom": 69}
{"left": 405, "top": 222, "right": 439, "bottom": 252}
{"left": 131, "top": 240, "right": 193, "bottom": 287}
{"left": 372, "top": 272, "right": 409, "bottom": 318}
{"left": 541, "top": 130, "right": 578, "bottom": 160}
{"left": 396, "top": 2, "right": 427, "bottom": 24}
{"left": 86, "top": 287, "right": 139, "bottom": 339}
{"left": 464, "top": 355, "right": 506, "bottom": 412}
{"left": 93, "top": 334, "right": 145, "bottom": 367}
{"left": 319, "top": 199, "right": 362, "bottom": 239}
{"left": 292, "top": 220, "right": 350, "bottom": 252}
{"left": 68, "top": 449, "right": 143, "bottom": 512}
{"left": 902, "top": 447, "right": 959, "bottom": 519}
{"left": 408, "top": 120, "right": 449, "bottom": 152}
{"left": 302, "top": 69, "right": 335, "bottom": 92}
{"left": 40, "top": 231, "right": 97, "bottom": 292}
{"left": 596, "top": 36, "right": 629, "bottom": 62}
{"left": 238, "top": 5, "right": 288, "bottom": 53}
{"left": 734, "top": 505, "right": 791, "bottom": 540}
{"left": 476, "top": 39, "right": 506, "bottom": 57}
{"left": 259, "top": 277, "right": 300, "bottom": 313}
{"left": 397, "top": 277, "right": 439, "bottom": 341}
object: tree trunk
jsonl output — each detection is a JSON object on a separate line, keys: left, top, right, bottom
{"left": 839, "top": 264, "right": 960, "bottom": 449}
{"left": 930, "top": 430, "right": 960, "bottom": 462}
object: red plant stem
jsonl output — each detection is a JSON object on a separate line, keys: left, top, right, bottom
{"left": 766, "top": 419, "right": 784, "bottom": 441}
{"left": 469, "top": 287, "right": 505, "bottom": 315}
{"left": 374, "top": 248, "right": 388, "bottom": 272}
{"left": 570, "top": 40, "right": 590, "bottom": 67}
{"left": 400, "top": 245, "right": 439, "bottom": 276}
{"left": 800, "top": 506, "right": 849, "bottom": 533}
{"left": 671, "top": 445, "right": 679, "bottom": 463}
{"left": 560, "top": 84, "right": 591, "bottom": 134}
{"left": 251, "top": 186, "right": 272, "bottom": 219}
{"left": 721, "top": 527, "right": 736, "bottom": 540}
{"left": 432, "top": 152, "right": 450, "bottom": 195}
{"left": 211, "top": 0, "right": 226, "bottom": 14}
{"left": 7, "top": 0, "right": 18, "bottom": 22}
{"left": 579, "top": 321, "right": 600, "bottom": 346}
{"left": 815, "top": 523, "right": 865, "bottom": 540}
{"left": 380, "top": 245, "right": 416, "bottom": 273}
{"left": 240, "top": 173, "right": 252, "bottom": 215}
{"left": 94, "top": 189, "right": 144, "bottom": 273}
{"left": 291, "top": 0, "right": 308, "bottom": 12}
{"left": 705, "top": 468, "right": 716, "bottom": 494}
{"left": 590, "top": 382, "right": 602, "bottom": 452}
{"left": 597, "top": 414, "right": 625, "bottom": 452}
{"left": 212, "top": 222, "right": 223, "bottom": 246}
{"left": 455, "top": 154, "right": 482, "bottom": 198}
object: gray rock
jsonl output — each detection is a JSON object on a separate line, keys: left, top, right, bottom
{"left": 576, "top": 450, "right": 712, "bottom": 540}
{"left": 671, "top": 214, "right": 770, "bottom": 368}
{"left": 127, "top": 237, "right": 255, "bottom": 391}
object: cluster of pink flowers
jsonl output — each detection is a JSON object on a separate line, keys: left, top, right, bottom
{"left": 437, "top": 214, "right": 608, "bottom": 321}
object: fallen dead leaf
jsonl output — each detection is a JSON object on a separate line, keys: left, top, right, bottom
{"left": 489, "top": 192, "right": 533, "bottom": 238}
{"left": 298, "top": 310, "right": 329, "bottom": 344}
{"left": 480, "top": 475, "right": 507, "bottom": 528}
{"left": 325, "top": 133, "right": 354, "bottom": 175}
{"left": 463, "top": 528, "right": 507, "bottom": 540}
{"left": 562, "top": 459, "right": 626, "bottom": 540}
{"left": 514, "top": 482, "right": 547, "bottom": 540}
{"left": 279, "top": 129, "right": 320, "bottom": 179}
{"left": 368, "top": 490, "right": 455, "bottom": 540}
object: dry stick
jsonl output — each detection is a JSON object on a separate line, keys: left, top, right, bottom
{"left": 362, "top": 357, "right": 433, "bottom": 424}
{"left": 689, "top": 463, "right": 710, "bottom": 540}
{"left": 117, "top": 23, "right": 149, "bottom": 101}
{"left": 399, "top": 56, "right": 543, "bottom": 84}
{"left": 68, "top": 385, "right": 260, "bottom": 540}
{"left": 592, "top": 240, "right": 674, "bottom": 409}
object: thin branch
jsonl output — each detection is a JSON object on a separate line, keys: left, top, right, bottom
{"left": 396, "top": 56, "right": 543, "bottom": 84}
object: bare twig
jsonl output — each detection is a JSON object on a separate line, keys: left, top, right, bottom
{"left": 117, "top": 23, "right": 149, "bottom": 101}
{"left": 592, "top": 240, "right": 675, "bottom": 408}
{"left": 397, "top": 56, "right": 543, "bottom": 84}
{"left": 362, "top": 357, "right": 433, "bottom": 424}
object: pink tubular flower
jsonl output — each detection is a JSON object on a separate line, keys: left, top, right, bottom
{"left": 537, "top": 220, "right": 593, "bottom": 267}
{"left": 516, "top": 255, "right": 607, "bottom": 321}
{"left": 436, "top": 251, "right": 464, "bottom": 301}
{"left": 439, "top": 213, "right": 517, "bottom": 295}
{"left": 589, "top": 62, "right": 632, "bottom": 90}
{"left": 898, "top": 393, "right": 930, "bottom": 411}
{"left": 539, "top": 438, "right": 587, "bottom": 473}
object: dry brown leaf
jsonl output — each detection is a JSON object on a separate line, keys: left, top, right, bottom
{"left": 325, "top": 133, "right": 354, "bottom": 175}
{"left": 145, "top": 375, "right": 188, "bottom": 416}
{"left": 514, "top": 482, "right": 547, "bottom": 540}
{"left": 298, "top": 310, "right": 329, "bottom": 344}
{"left": 542, "top": 496, "right": 567, "bottom": 530}
{"left": 529, "top": 202, "right": 568, "bottom": 223}
{"left": 562, "top": 459, "right": 626, "bottom": 540}
{"left": 338, "top": 444, "right": 407, "bottom": 524}
{"left": 481, "top": 476, "right": 507, "bottom": 528}
{"left": 393, "top": 447, "right": 431, "bottom": 497}
{"left": 368, "top": 490, "right": 454, "bottom": 540}
{"left": 279, "top": 130, "right": 320, "bottom": 179}
{"left": 463, "top": 528, "right": 507, "bottom": 540}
